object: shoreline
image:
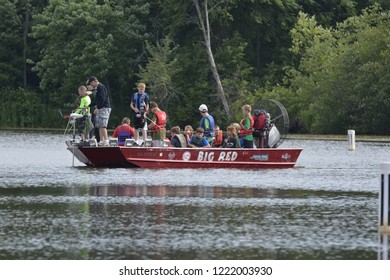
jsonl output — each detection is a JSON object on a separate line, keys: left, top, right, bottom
{"left": 286, "top": 134, "right": 390, "bottom": 143}
{"left": 1, "top": 127, "right": 390, "bottom": 143}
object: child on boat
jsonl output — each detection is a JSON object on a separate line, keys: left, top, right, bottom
{"left": 184, "top": 125, "right": 194, "bottom": 146}
{"left": 223, "top": 125, "right": 241, "bottom": 148}
{"left": 212, "top": 125, "right": 224, "bottom": 147}
{"left": 188, "top": 127, "right": 211, "bottom": 148}
{"left": 75, "top": 85, "right": 92, "bottom": 141}
{"left": 239, "top": 104, "right": 254, "bottom": 148}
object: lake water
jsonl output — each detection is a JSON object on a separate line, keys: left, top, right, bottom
{"left": 0, "top": 130, "right": 389, "bottom": 260}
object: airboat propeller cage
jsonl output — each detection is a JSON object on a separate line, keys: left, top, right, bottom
{"left": 251, "top": 99, "right": 289, "bottom": 148}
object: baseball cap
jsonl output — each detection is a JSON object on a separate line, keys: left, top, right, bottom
{"left": 87, "top": 76, "right": 97, "bottom": 85}
{"left": 199, "top": 104, "right": 208, "bottom": 112}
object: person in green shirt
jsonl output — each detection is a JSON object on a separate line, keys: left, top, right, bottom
{"left": 75, "top": 85, "right": 92, "bottom": 141}
{"left": 240, "top": 104, "right": 254, "bottom": 148}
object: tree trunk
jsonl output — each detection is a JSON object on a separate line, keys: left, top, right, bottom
{"left": 193, "top": 0, "right": 231, "bottom": 119}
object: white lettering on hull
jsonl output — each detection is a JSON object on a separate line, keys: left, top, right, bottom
{"left": 197, "top": 151, "right": 238, "bottom": 162}
{"left": 197, "top": 151, "right": 215, "bottom": 161}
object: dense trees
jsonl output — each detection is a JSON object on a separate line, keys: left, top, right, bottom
{"left": 279, "top": 5, "right": 390, "bottom": 134}
{"left": 1, "top": 0, "right": 389, "bottom": 134}
{"left": 0, "top": 0, "right": 22, "bottom": 88}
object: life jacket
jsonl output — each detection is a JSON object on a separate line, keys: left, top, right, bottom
{"left": 133, "top": 92, "right": 148, "bottom": 113}
{"left": 252, "top": 109, "right": 267, "bottom": 130}
{"left": 172, "top": 134, "right": 187, "bottom": 148}
{"left": 199, "top": 114, "right": 215, "bottom": 138}
{"left": 239, "top": 117, "right": 254, "bottom": 137}
{"left": 151, "top": 111, "right": 167, "bottom": 132}
{"left": 191, "top": 135, "right": 207, "bottom": 147}
{"left": 213, "top": 130, "right": 223, "bottom": 147}
{"left": 116, "top": 125, "right": 133, "bottom": 145}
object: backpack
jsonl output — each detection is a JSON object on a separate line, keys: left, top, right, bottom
{"left": 252, "top": 109, "right": 267, "bottom": 130}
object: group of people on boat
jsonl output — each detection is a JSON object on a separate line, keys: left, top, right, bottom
{"left": 73, "top": 77, "right": 268, "bottom": 148}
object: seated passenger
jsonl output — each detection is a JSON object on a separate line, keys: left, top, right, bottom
{"left": 223, "top": 125, "right": 240, "bottom": 148}
{"left": 188, "top": 127, "right": 211, "bottom": 148}
{"left": 184, "top": 125, "right": 194, "bottom": 146}
{"left": 170, "top": 126, "right": 187, "bottom": 148}
{"left": 112, "top": 117, "right": 135, "bottom": 146}
{"left": 212, "top": 125, "right": 223, "bottom": 147}
{"left": 230, "top": 122, "right": 243, "bottom": 147}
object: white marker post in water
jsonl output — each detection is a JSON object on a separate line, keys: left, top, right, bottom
{"left": 347, "top": 129, "right": 356, "bottom": 151}
{"left": 379, "top": 163, "right": 390, "bottom": 259}
{"left": 379, "top": 163, "right": 390, "bottom": 234}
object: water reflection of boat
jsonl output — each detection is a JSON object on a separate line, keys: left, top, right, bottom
{"left": 65, "top": 140, "right": 302, "bottom": 169}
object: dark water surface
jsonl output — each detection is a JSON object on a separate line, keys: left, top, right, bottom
{"left": 0, "top": 130, "right": 388, "bottom": 259}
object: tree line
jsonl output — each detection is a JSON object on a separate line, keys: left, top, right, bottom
{"left": 1, "top": 0, "right": 390, "bottom": 134}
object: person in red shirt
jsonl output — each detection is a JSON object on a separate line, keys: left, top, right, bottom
{"left": 112, "top": 117, "right": 135, "bottom": 146}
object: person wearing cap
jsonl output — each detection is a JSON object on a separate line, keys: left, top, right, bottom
{"left": 147, "top": 101, "right": 166, "bottom": 146}
{"left": 87, "top": 76, "right": 111, "bottom": 146}
{"left": 198, "top": 104, "right": 215, "bottom": 146}
{"left": 130, "top": 83, "right": 150, "bottom": 143}
{"left": 170, "top": 126, "right": 187, "bottom": 148}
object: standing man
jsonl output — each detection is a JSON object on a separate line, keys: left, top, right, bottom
{"left": 130, "top": 82, "right": 150, "bottom": 143}
{"left": 147, "top": 101, "right": 167, "bottom": 147}
{"left": 198, "top": 104, "right": 215, "bottom": 146}
{"left": 88, "top": 76, "right": 111, "bottom": 146}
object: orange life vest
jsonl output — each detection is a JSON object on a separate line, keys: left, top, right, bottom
{"left": 239, "top": 117, "right": 254, "bottom": 137}
{"left": 152, "top": 111, "right": 167, "bottom": 132}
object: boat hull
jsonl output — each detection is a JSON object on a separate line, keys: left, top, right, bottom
{"left": 66, "top": 141, "right": 302, "bottom": 169}
{"left": 66, "top": 140, "right": 137, "bottom": 168}
{"left": 122, "top": 147, "right": 301, "bottom": 169}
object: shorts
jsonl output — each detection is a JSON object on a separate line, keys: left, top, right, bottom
{"left": 77, "top": 116, "right": 87, "bottom": 134}
{"left": 95, "top": 107, "right": 111, "bottom": 128}
{"left": 134, "top": 114, "right": 148, "bottom": 130}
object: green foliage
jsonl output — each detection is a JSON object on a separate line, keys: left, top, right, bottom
{"left": 298, "top": 0, "right": 357, "bottom": 27}
{"left": 0, "top": 88, "right": 47, "bottom": 127}
{"left": 215, "top": 32, "right": 254, "bottom": 123}
{"left": 31, "top": 0, "right": 149, "bottom": 107}
{"left": 138, "top": 38, "right": 180, "bottom": 111}
{"left": 0, "top": 0, "right": 23, "bottom": 88}
{"left": 167, "top": 42, "right": 211, "bottom": 129}
{"left": 2, "top": 0, "right": 390, "bottom": 135}
{"left": 282, "top": 5, "right": 390, "bottom": 134}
